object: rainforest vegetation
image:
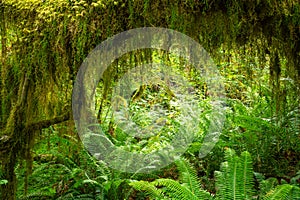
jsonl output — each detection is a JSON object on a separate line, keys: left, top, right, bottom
{"left": 0, "top": 0, "right": 300, "bottom": 199}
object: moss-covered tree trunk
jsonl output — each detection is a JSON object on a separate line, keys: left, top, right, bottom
{"left": 2, "top": 143, "right": 18, "bottom": 200}
{"left": 1, "top": 72, "right": 29, "bottom": 199}
{"left": 0, "top": 0, "right": 7, "bottom": 130}
{"left": 0, "top": 70, "right": 70, "bottom": 198}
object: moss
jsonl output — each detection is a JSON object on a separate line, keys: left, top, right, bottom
{"left": 0, "top": 0, "right": 299, "bottom": 199}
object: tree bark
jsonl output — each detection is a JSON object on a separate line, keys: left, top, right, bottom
{"left": 0, "top": 0, "right": 7, "bottom": 130}
{"left": 0, "top": 112, "right": 70, "bottom": 199}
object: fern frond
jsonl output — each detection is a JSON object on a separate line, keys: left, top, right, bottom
{"left": 263, "top": 184, "right": 295, "bottom": 200}
{"left": 215, "top": 169, "right": 227, "bottom": 200}
{"left": 222, "top": 148, "right": 238, "bottom": 195}
{"left": 216, "top": 157, "right": 240, "bottom": 199}
{"left": 129, "top": 180, "right": 165, "bottom": 199}
{"left": 228, "top": 156, "right": 242, "bottom": 199}
{"left": 175, "top": 159, "right": 212, "bottom": 199}
{"left": 239, "top": 151, "right": 254, "bottom": 199}
{"left": 259, "top": 177, "right": 279, "bottom": 197}
{"left": 96, "top": 160, "right": 112, "bottom": 179}
{"left": 215, "top": 149, "right": 254, "bottom": 200}
{"left": 130, "top": 159, "right": 213, "bottom": 200}
{"left": 153, "top": 178, "right": 199, "bottom": 200}
{"left": 57, "top": 193, "right": 96, "bottom": 200}
{"left": 18, "top": 191, "right": 54, "bottom": 200}
{"left": 290, "top": 186, "right": 300, "bottom": 200}
{"left": 31, "top": 163, "right": 72, "bottom": 177}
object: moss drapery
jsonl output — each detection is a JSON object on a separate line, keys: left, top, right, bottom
{"left": 0, "top": 0, "right": 299, "bottom": 199}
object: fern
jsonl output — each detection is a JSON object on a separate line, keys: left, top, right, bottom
{"left": 56, "top": 193, "right": 98, "bottom": 200}
{"left": 263, "top": 184, "right": 300, "bottom": 200}
{"left": 289, "top": 186, "right": 300, "bottom": 200}
{"left": 130, "top": 159, "right": 212, "bottom": 200}
{"left": 130, "top": 149, "right": 299, "bottom": 200}
{"left": 130, "top": 180, "right": 165, "bottom": 199}
{"left": 215, "top": 149, "right": 254, "bottom": 200}
{"left": 153, "top": 178, "right": 200, "bottom": 200}
{"left": 18, "top": 191, "right": 54, "bottom": 200}
{"left": 239, "top": 151, "right": 254, "bottom": 199}
{"left": 259, "top": 177, "right": 279, "bottom": 197}
{"left": 215, "top": 166, "right": 228, "bottom": 200}
{"left": 175, "top": 159, "right": 211, "bottom": 199}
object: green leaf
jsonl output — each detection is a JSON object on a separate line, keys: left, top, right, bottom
{"left": 153, "top": 179, "right": 198, "bottom": 200}
{"left": 263, "top": 184, "right": 296, "bottom": 200}
{"left": 130, "top": 180, "right": 165, "bottom": 199}
{"left": 215, "top": 149, "right": 254, "bottom": 200}
{"left": 175, "top": 159, "right": 211, "bottom": 199}
{"left": 0, "top": 180, "right": 8, "bottom": 185}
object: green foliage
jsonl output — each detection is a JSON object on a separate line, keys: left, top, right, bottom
{"left": 130, "top": 158, "right": 212, "bottom": 200}
{"left": 130, "top": 149, "right": 300, "bottom": 200}
{"left": 214, "top": 149, "right": 254, "bottom": 199}
{"left": 263, "top": 184, "right": 300, "bottom": 200}
{"left": 0, "top": 180, "right": 8, "bottom": 185}
{"left": 129, "top": 180, "right": 164, "bottom": 199}
{"left": 219, "top": 95, "right": 300, "bottom": 177}
{"left": 1, "top": 0, "right": 300, "bottom": 199}
{"left": 175, "top": 159, "right": 211, "bottom": 199}
{"left": 257, "top": 176, "right": 280, "bottom": 197}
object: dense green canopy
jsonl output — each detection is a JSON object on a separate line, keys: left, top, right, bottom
{"left": 0, "top": 0, "right": 299, "bottom": 199}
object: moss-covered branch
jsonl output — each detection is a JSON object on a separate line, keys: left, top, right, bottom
{"left": 0, "top": 112, "right": 70, "bottom": 158}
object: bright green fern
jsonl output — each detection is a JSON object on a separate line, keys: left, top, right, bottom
{"left": 130, "top": 149, "right": 300, "bottom": 200}
{"left": 263, "top": 184, "right": 300, "bottom": 200}
{"left": 215, "top": 149, "right": 254, "bottom": 200}
{"left": 130, "top": 158, "right": 212, "bottom": 200}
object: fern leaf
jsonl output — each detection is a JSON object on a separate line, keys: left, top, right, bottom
{"left": 175, "top": 159, "right": 211, "bottom": 199}
{"left": 153, "top": 178, "right": 199, "bottom": 200}
{"left": 290, "top": 186, "right": 300, "bottom": 200}
{"left": 215, "top": 170, "right": 225, "bottom": 199}
{"left": 239, "top": 151, "right": 254, "bottom": 199}
{"left": 259, "top": 177, "right": 279, "bottom": 197}
{"left": 129, "top": 180, "right": 165, "bottom": 199}
{"left": 18, "top": 191, "right": 54, "bottom": 200}
{"left": 263, "top": 184, "right": 295, "bottom": 200}
{"left": 57, "top": 193, "right": 96, "bottom": 200}
{"left": 230, "top": 156, "right": 240, "bottom": 200}
{"left": 216, "top": 149, "right": 254, "bottom": 200}
{"left": 216, "top": 151, "right": 240, "bottom": 199}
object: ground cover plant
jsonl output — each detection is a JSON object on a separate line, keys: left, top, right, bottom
{"left": 1, "top": 0, "right": 300, "bottom": 199}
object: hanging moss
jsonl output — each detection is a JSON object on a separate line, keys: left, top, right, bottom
{"left": 0, "top": 0, "right": 299, "bottom": 199}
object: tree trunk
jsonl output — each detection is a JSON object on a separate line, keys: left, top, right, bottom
{"left": 0, "top": 0, "right": 7, "bottom": 129}
{"left": 2, "top": 152, "right": 17, "bottom": 200}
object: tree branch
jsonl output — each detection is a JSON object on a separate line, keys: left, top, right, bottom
{"left": 0, "top": 112, "right": 70, "bottom": 158}
{"left": 25, "top": 112, "right": 70, "bottom": 131}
